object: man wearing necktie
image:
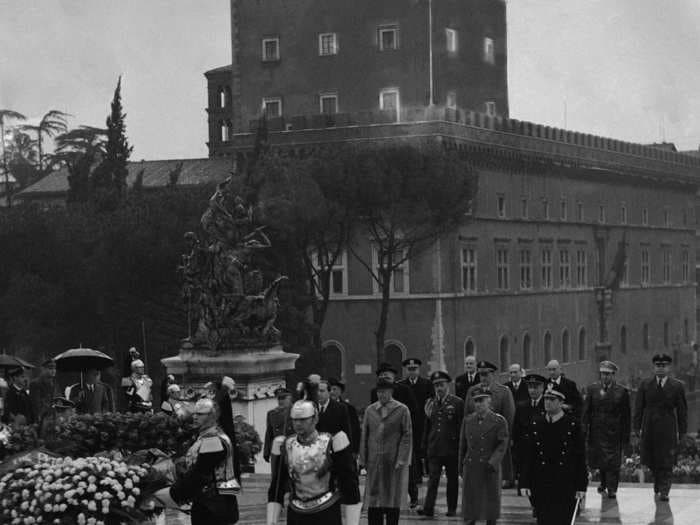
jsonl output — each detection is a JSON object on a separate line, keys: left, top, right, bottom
{"left": 69, "top": 368, "right": 114, "bottom": 414}
{"left": 581, "top": 360, "right": 631, "bottom": 499}
{"left": 633, "top": 353, "right": 688, "bottom": 501}
{"left": 455, "top": 355, "right": 480, "bottom": 400}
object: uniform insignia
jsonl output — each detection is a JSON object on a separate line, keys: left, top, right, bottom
{"left": 200, "top": 436, "right": 225, "bottom": 453}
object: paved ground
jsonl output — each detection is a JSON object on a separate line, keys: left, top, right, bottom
{"left": 164, "top": 474, "right": 700, "bottom": 524}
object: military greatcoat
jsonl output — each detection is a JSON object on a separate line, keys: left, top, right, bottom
{"left": 581, "top": 382, "right": 631, "bottom": 470}
{"left": 633, "top": 376, "right": 688, "bottom": 470}
{"left": 360, "top": 399, "right": 412, "bottom": 508}
{"left": 458, "top": 410, "right": 509, "bottom": 521}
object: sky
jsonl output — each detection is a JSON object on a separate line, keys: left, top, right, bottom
{"left": 1, "top": 0, "right": 699, "bottom": 160}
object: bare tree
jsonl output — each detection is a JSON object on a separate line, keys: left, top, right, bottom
{"left": 0, "top": 109, "right": 27, "bottom": 207}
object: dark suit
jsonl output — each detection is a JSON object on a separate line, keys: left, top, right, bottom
{"left": 421, "top": 394, "right": 464, "bottom": 515}
{"left": 3, "top": 385, "right": 34, "bottom": 424}
{"left": 317, "top": 399, "right": 351, "bottom": 438}
{"left": 548, "top": 376, "right": 583, "bottom": 420}
{"left": 398, "top": 376, "right": 433, "bottom": 503}
{"left": 370, "top": 382, "right": 417, "bottom": 418}
{"left": 512, "top": 397, "right": 545, "bottom": 501}
{"left": 69, "top": 382, "right": 114, "bottom": 414}
{"left": 633, "top": 376, "right": 687, "bottom": 496}
{"left": 341, "top": 399, "right": 361, "bottom": 455}
{"left": 455, "top": 372, "right": 480, "bottom": 400}
{"left": 505, "top": 380, "right": 529, "bottom": 404}
{"left": 214, "top": 388, "right": 242, "bottom": 481}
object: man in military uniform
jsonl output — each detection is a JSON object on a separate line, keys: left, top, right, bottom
{"left": 512, "top": 373, "right": 547, "bottom": 501}
{"left": 156, "top": 398, "right": 240, "bottom": 524}
{"left": 633, "top": 353, "right": 688, "bottom": 501}
{"left": 520, "top": 383, "right": 587, "bottom": 525}
{"left": 263, "top": 387, "right": 295, "bottom": 462}
{"left": 267, "top": 400, "right": 361, "bottom": 525}
{"left": 123, "top": 359, "right": 153, "bottom": 412}
{"left": 398, "top": 357, "right": 433, "bottom": 508}
{"left": 418, "top": 371, "right": 463, "bottom": 518}
{"left": 582, "top": 360, "right": 631, "bottom": 499}
{"left": 455, "top": 355, "right": 480, "bottom": 400}
{"left": 2, "top": 366, "right": 33, "bottom": 424}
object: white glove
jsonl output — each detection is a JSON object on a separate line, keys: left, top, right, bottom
{"left": 266, "top": 502, "right": 282, "bottom": 525}
{"left": 343, "top": 502, "right": 362, "bottom": 525}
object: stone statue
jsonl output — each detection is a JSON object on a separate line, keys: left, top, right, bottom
{"left": 179, "top": 178, "right": 286, "bottom": 350}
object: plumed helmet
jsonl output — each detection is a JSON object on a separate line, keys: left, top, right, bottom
{"left": 290, "top": 400, "right": 317, "bottom": 419}
{"left": 130, "top": 359, "right": 145, "bottom": 370}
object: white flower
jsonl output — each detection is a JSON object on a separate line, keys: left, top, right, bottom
{"left": 19, "top": 502, "right": 28, "bottom": 511}
{"left": 76, "top": 514, "right": 86, "bottom": 525}
{"left": 123, "top": 479, "right": 133, "bottom": 490}
{"left": 131, "top": 487, "right": 140, "bottom": 496}
{"left": 86, "top": 484, "right": 96, "bottom": 493}
{"left": 43, "top": 504, "right": 52, "bottom": 513}
{"left": 87, "top": 501, "right": 97, "bottom": 512}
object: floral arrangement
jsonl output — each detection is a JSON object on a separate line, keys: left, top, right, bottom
{"left": 0, "top": 456, "right": 164, "bottom": 525}
{"left": 234, "top": 419, "right": 262, "bottom": 469}
{"left": 0, "top": 424, "right": 42, "bottom": 460}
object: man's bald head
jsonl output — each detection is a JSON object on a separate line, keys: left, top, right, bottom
{"left": 509, "top": 364, "right": 523, "bottom": 382}
{"left": 546, "top": 360, "right": 561, "bottom": 379}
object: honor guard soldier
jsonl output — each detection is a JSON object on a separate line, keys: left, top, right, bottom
{"left": 268, "top": 400, "right": 362, "bottom": 525}
{"left": 581, "top": 360, "right": 631, "bottom": 499}
{"left": 520, "top": 383, "right": 587, "bottom": 525}
{"left": 398, "top": 358, "right": 434, "bottom": 508}
{"left": 155, "top": 398, "right": 240, "bottom": 525}
{"left": 633, "top": 353, "right": 688, "bottom": 501}
{"left": 418, "top": 371, "right": 463, "bottom": 518}
{"left": 123, "top": 359, "right": 153, "bottom": 412}
{"left": 512, "top": 373, "right": 547, "bottom": 503}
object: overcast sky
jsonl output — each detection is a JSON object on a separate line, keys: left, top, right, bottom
{"left": 1, "top": 0, "right": 699, "bottom": 160}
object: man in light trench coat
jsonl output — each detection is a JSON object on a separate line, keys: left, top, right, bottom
{"left": 360, "top": 378, "right": 413, "bottom": 525}
{"left": 459, "top": 386, "right": 509, "bottom": 525}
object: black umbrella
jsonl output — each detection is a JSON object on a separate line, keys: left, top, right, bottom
{"left": 54, "top": 348, "right": 114, "bottom": 372}
{"left": 0, "top": 354, "right": 35, "bottom": 372}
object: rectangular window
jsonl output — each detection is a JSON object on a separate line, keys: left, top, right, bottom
{"left": 560, "top": 198, "right": 568, "bottom": 221}
{"left": 521, "top": 198, "right": 528, "bottom": 219}
{"left": 662, "top": 248, "right": 671, "bottom": 283}
{"left": 379, "top": 88, "right": 400, "bottom": 121}
{"left": 620, "top": 203, "right": 628, "bottom": 224}
{"left": 520, "top": 249, "right": 532, "bottom": 290}
{"left": 497, "top": 194, "right": 506, "bottom": 218}
{"left": 461, "top": 247, "right": 477, "bottom": 293}
{"left": 664, "top": 209, "right": 671, "bottom": 227}
{"left": 496, "top": 247, "right": 509, "bottom": 290}
{"left": 541, "top": 248, "right": 553, "bottom": 289}
{"left": 575, "top": 249, "right": 587, "bottom": 288}
{"left": 599, "top": 205, "right": 606, "bottom": 223}
{"left": 485, "top": 101, "right": 496, "bottom": 116}
{"left": 318, "top": 33, "right": 338, "bottom": 56}
{"left": 621, "top": 257, "right": 629, "bottom": 287}
{"left": 262, "top": 97, "right": 282, "bottom": 117}
{"left": 446, "top": 28, "right": 458, "bottom": 53}
{"left": 642, "top": 207, "right": 649, "bottom": 225}
{"left": 378, "top": 25, "right": 399, "bottom": 51}
{"left": 372, "top": 246, "right": 409, "bottom": 295}
{"left": 641, "top": 247, "right": 650, "bottom": 285}
{"left": 543, "top": 199, "right": 550, "bottom": 220}
{"left": 559, "top": 248, "right": 571, "bottom": 289}
{"left": 319, "top": 93, "right": 338, "bottom": 115}
{"left": 262, "top": 37, "right": 280, "bottom": 61}
{"left": 682, "top": 249, "right": 689, "bottom": 282}
{"left": 483, "top": 37, "right": 495, "bottom": 64}
{"left": 446, "top": 91, "right": 457, "bottom": 109}
{"left": 576, "top": 202, "right": 584, "bottom": 222}
{"left": 313, "top": 250, "right": 348, "bottom": 297}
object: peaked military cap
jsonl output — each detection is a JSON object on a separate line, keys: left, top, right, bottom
{"left": 471, "top": 386, "right": 492, "bottom": 399}
{"left": 402, "top": 358, "right": 422, "bottom": 368}
{"left": 652, "top": 353, "right": 672, "bottom": 364}
{"left": 376, "top": 362, "right": 398, "bottom": 376}
{"left": 328, "top": 378, "right": 345, "bottom": 391}
{"left": 599, "top": 360, "right": 618, "bottom": 373}
{"left": 430, "top": 370, "right": 451, "bottom": 384}
{"left": 375, "top": 378, "right": 396, "bottom": 391}
{"left": 543, "top": 382, "right": 566, "bottom": 401}
{"left": 476, "top": 360, "right": 498, "bottom": 372}
{"left": 274, "top": 387, "right": 292, "bottom": 398}
{"left": 524, "top": 373, "right": 547, "bottom": 384}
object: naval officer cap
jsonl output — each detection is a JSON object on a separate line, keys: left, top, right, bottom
{"left": 471, "top": 386, "right": 492, "bottom": 400}
{"left": 543, "top": 382, "right": 567, "bottom": 401}
{"left": 652, "top": 353, "right": 672, "bottom": 365}
{"left": 430, "top": 370, "right": 452, "bottom": 384}
{"left": 524, "top": 373, "right": 547, "bottom": 385}
{"left": 402, "top": 358, "right": 422, "bottom": 368}
{"left": 476, "top": 360, "right": 498, "bottom": 372}
{"left": 599, "top": 360, "right": 619, "bottom": 373}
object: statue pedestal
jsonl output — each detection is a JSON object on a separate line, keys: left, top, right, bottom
{"left": 161, "top": 342, "right": 299, "bottom": 474}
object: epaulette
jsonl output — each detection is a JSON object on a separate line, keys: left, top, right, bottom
{"left": 200, "top": 436, "right": 225, "bottom": 454}
{"left": 332, "top": 431, "right": 350, "bottom": 452}
{"left": 271, "top": 435, "right": 286, "bottom": 456}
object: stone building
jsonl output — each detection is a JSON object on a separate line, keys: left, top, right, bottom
{"left": 203, "top": 0, "right": 700, "bottom": 406}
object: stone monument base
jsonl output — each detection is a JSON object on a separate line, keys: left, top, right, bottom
{"left": 161, "top": 342, "right": 299, "bottom": 474}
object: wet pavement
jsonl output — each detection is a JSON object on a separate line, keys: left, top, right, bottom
{"left": 164, "top": 474, "right": 699, "bottom": 524}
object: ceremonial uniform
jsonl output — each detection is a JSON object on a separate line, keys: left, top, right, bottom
{"left": 633, "top": 356, "right": 687, "bottom": 499}
{"left": 270, "top": 430, "right": 361, "bottom": 525}
{"left": 582, "top": 373, "right": 631, "bottom": 496}
{"left": 124, "top": 373, "right": 153, "bottom": 412}
{"left": 459, "top": 387, "right": 509, "bottom": 524}
{"left": 519, "top": 386, "right": 587, "bottom": 525}
{"left": 421, "top": 371, "right": 463, "bottom": 517}
{"left": 170, "top": 424, "right": 240, "bottom": 525}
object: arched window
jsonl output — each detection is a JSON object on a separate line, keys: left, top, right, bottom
{"left": 499, "top": 336, "right": 509, "bottom": 372}
{"left": 220, "top": 121, "right": 229, "bottom": 142}
{"left": 561, "top": 329, "right": 570, "bottom": 362}
{"left": 522, "top": 333, "right": 532, "bottom": 370}
{"left": 464, "top": 338, "right": 475, "bottom": 358}
{"left": 544, "top": 331, "right": 552, "bottom": 363}
{"left": 321, "top": 342, "right": 343, "bottom": 380}
{"left": 664, "top": 321, "right": 669, "bottom": 348}
{"left": 643, "top": 323, "right": 649, "bottom": 351}
{"left": 620, "top": 325, "right": 627, "bottom": 354}
{"left": 383, "top": 342, "right": 405, "bottom": 378}
{"left": 219, "top": 87, "right": 226, "bottom": 108}
{"left": 578, "top": 327, "right": 586, "bottom": 361}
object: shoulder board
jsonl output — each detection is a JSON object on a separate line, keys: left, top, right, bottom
{"left": 271, "top": 435, "right": 286, "bottom": 456}
{"left": 200, "top": 436, "right": 225, "bottom": 454}
{"left": 331, "top": 431, "right": 350, "bottom": 452}
{"left": 493, "top": 412, "right": 507, "bottom": 423}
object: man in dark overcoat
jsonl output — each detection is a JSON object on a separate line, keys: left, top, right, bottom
{"left": 455, "top": 354, "right": 480, "bottom": 400}
{"left": 504, "top": 363, "right": 529, "bottom": 404}
{"left": 459, "top": 386, "right": 509, "bottom": 525}
{"left": 329, "top": 378, "right": 361, "bottom": 456}
{"left": 3, "top": 367, "right": 34, "bottom": 424}
{"left": 397, "top": 357, "right": 433, "bottom": 507}
{"left": 317, "top": 379, "right": 352, "bottom": 438}
{"left": 29, "top": 359, "right": 59, "bottom": 422}
{"left": 546, "top": 359, "right": 583, "bottom": 420}
{"left": 520, "top": 383, "right": 588, "bottom": 525}
{"left": 632, "top": 353, "right": 688, "bottom": 501}
{"left": 512, "top": 373, "right": 546, "bottom": 502}
{"left": 581, "top": 360, "right": 631, "bottom": 498}
{"left": 418, "top": 371, "right": 463, "bottom": 518}
{"left": 69, "top": 368, "right": 115, "bottom": 414}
